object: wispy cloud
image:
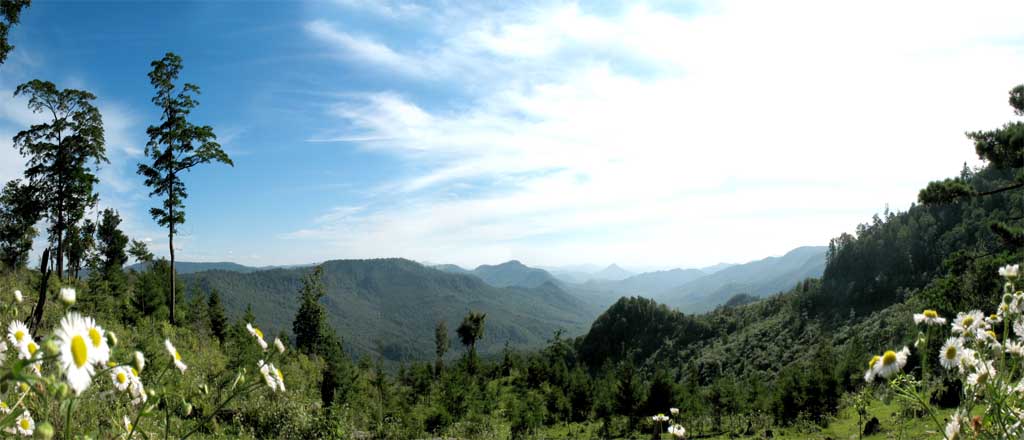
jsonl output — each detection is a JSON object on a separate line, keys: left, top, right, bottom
{"left": 287, "top": 1, "right": 1024, "bottom": 268}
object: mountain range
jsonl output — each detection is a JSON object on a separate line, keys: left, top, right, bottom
{"left": 179, "top": 258, "right": 598, "bottom": 363}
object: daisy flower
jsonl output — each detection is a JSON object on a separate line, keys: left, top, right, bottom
{"left": 913, "top": 309, "right": 946, "bottom": 326}
{"left": 110, "top": 366, "right": 133, "bottom": 392}
{"left": 875, "top": 347, "right": 909, "bottom": 379}
{"left": 164, "top": 339, "right": 187, "bottom": 373}
{"left": 59, "top": 287, "right": 76, "bottom": 305}
{"left": 134, "top": 351, "right": 146, "bottom": 372}
{"left": 123, "top": 415, "right": 133, "bottom": 433}
{"left": 864, "top": 355, "right": 881, "bottom": 382}
{"left": 16, "top": 338, "right": 38, "bottom": 360}
{"left": 12, "top": 290, "right": 21, "bottom": 303}
{"left": 946, "top": 411, "right": 963, "bottom": 440}
{"left": 967, "top": 360, "right": 996, "bottom": 387}
{"left": 274, "top": 337, "right": 285, "bottom": 354}
{"left": 82, "top": 316, "right": 110, "bottom": 365}
{"left": 0, "top": 401, "right": 9, "bottom": 415}
{"left": 259, "top": 360, "right": 278, "bottom": 392}
{"left": 7, "top": 321, "right": 29, "bottom": 348}
{"left": 275, "top": 367, "right": 286, "bottom": 392}
{"left": 667, "top": 424, "right": 686, "bottom": 438}
{"left": 13, "top": 410, "right": 33, "bottom": 436}
{"left": 999, "top": 264, "right": 1019, "bottom": 279}
{"left": 54, "top": 313, "right": 96, "bottom": 394}
{"left": 246, "top": 323, "right": 268, "bottom": 351}
{"left": 669, "top": 407, "right": 679, "bottom": 416}
{"left": 940, "top": 338, "right": 963, "bottom": 370}
{"left": 952, "top": 311, "right": 986, "bottom": 335}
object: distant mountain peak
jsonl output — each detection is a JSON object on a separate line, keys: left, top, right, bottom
{"left": 592, "top": 263, "right": 633, "bottom": 281}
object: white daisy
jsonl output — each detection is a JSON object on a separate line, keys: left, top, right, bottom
{"left": 999, "top": 264, "right": 1019, "bottom": 279}
{"left": 259, "top": 360, "right": 277, "bottom": 392}
{"left": 967, "top": 360, "right": 996, "bottom": 387}
{"left": 946, "top": 411, "right": 963, "bottom": 440}
{"left": 667, "top": 424, "right": 686, "bottom": 438}
{"left": 952, "top": 310, "right": 986, "bottom": 335}
{"left": 864, "top": 354, "right": 881, "bottom": 382}
{"left": 82, "top": 316, "right": 110, "bottom": 365}
{"left": 940, "top": 338, "right": 962, "bottom": 370}
{"left": 246, "top": 323, "right": 268, "bottom": 351}
{"left": 134, "top": 351, "right": 146, "bottom": 372}
{"left": 669, "top": 407, "right": 679, "bottom": 416}
{"left": 13, "top": 410, "right": 33, "bottom": 436}
{"left": 958, "top": 348, "right": 979, "bottom": 374}
{"left": 913, "top": 309, "right": 947, "bottom": 326}
{"left": 274, "top": 367, "right": 286, "bottom": 392}
{"left": 12, "top": 290, "right": 21, "bottom": 303}
{"left": 6, "top": 321, "right": 29, "bottom": 348}
{"left": 16, "top": 338, "right": 38, "bottom": 360}
{"left": 0, "top": 401, "right": 9, "bottom": 415}
{"left": 274, "top": 337, "right": 285, "bottom": 354}
{"left": 110, "top": 366, "right": 133, "bottom": 392}
{"left": 164, "top": 339, "right": 187, "bottom": 373}
{"left": 123, "top": 415, "right": 133, "bottom": 433}
{"left": 1014, "top": 319, "right": 1024, "bottom": 340}
{"left": 54, "top": 313, "right": 96, "bottom": 394}
{"left": 59, "top": 287, "right": 76, "bottom": 305}
{"left": 875, "top": 347, "right": 909, "bottom": 379}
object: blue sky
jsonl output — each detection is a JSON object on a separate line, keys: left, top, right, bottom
{"left": 1, "top": 1, "right": 1022, "bottom": 270}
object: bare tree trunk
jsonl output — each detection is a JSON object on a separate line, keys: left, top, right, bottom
{"left": 169, "top": 218, "right": 176, "bottom": 325}
{"left": 30, "top": 248, "right": 51, "bottom": 334}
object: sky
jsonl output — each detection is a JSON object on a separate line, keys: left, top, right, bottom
{"left": 0, "top": 1, "right": 1022, "bottom": 271}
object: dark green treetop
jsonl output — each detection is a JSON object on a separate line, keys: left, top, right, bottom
{"left": 0, "top": 0, "right": 30, "bottom": 65}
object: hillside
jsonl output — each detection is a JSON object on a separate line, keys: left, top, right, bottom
{"left": 656, "top": 246, "right": 827, "bottom": 312}
{"left": 180, "top": 258, "right": 599, "bottom": 362}
{"left": 582, "top": 268, "right": 706, "bottom": 296}
{"left": 129, "top": 260, "right": 263, "bottom": 274}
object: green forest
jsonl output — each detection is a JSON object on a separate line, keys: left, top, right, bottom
{"left": 1, "top": 1, "right": 1024, "bottom": 439}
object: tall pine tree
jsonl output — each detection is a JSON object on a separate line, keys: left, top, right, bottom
{"left": 138, "top": 53, "right": 233, "bottom": 324}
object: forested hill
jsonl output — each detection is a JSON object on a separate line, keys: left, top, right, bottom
{"left": 436, "top": 260, "right": 561, "bottom": 289}
{"left": 180, "top": 258, "right": 599, "bottom": 362}
{"left": 575, "top": 164, "right": 1021, "bottom": 424}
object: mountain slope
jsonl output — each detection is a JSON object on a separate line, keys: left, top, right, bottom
{"left": 129, "top": 261, "right": 262, "bottom": 274}
{"left": 181, "top": 258, "right": 598, "bottom": 362}
{"left": 656, "top": 246, "right": 827, "bottom": 312}
{"left": 583, "top": 268, "right": 706, "bottom": 296}
{"left": 591, "top": 264, "right": 633, "bottom": 280}
{"left": 468, "top": 260, "right": 560, "bottom": 288}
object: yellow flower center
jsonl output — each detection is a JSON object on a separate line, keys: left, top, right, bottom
{"left": 986, "top": 330, "right": 997, "bottom": 339}
{"left": 254, "top": 328, "right": 263, "bottom": 339}
{"left": 18, "top": 383, "right": 28, "bottom": 393}
{"left": 174, "top": 350, "right": 181, "bottom": 361}
{"left": 20, "top": 418, "right": 29, "bottom": 430}
{"left": 1, "top": 402, "right": 8, "bottom": 410}
{"left": 70, "top": 335, "right": 88, "bottom": 368}
{"left": 131, "top": 367, "right": 139, "bottom": 377}
{"left": 27, "top": 342, "right": 37, "bottom": 355}
{"left": 14, "top": 331, "right": 24, "bottom": 342}
{"left": 963, "top": 317, "right": 974, "bottom": 328}
{"left": 923, "top": 310, "right": 938, "bottom": 318}
{"left": 882, "top": 350, "right": 897, "bottom": 366}
{"left": 88, "top": 328, "right": 102, "bottom": 348}
{"left": 276, "top": 369, "right": 284, "bottom": 382}
{"left": 117, "top": 372, "right": 127, "bottom": 384}
{"left": 945, "top": 346, "right": 957, "bottom": 359}
{"left": 868, "top": 355, "right": 880, "bottom": 368}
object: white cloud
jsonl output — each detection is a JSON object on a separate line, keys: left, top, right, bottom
{"left": 291, "top": 2, "right": 1022, "bottom": 267}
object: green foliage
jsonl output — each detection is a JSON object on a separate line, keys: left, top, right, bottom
{"left": 0, "top": 0, "right": 29, "bottom": 64}
{"left": 94, "top": 208, "right": 128, "bottom": 278}
{"left": 207, "top": 289, "right": 227, "bottom": 343}
{"left": 293, "top": 265, "right": 329, "bottom": 356}
{"left": 13, "top": 79, "right": 107, "bottom": 280}
{"left": 0, "top": 179, "right": 40, "bottom": 269}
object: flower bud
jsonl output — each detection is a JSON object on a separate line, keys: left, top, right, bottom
{"left": 134, "top": 351, "right": 146, "bottom": 372}
{"left": 56, "top": 383, "right": 69, "bottom": 400}
{"left": 43, "top": 340, "right": 60, "bottom": 357}
{"left": 183, "top": 403, "right": 193, "bottom": 416}
{"left": 106, "top": 332, "right": 118, "bottom": 347}
{"left": 34, "top": 422, "right": 54, "bottom": 439}
{"left": 13, "top": 290, "right": 22, "bottom": 304}
{"left": 58, "top": 287, "right": 76, "bottom": 306}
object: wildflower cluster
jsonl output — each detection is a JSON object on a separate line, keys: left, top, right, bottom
{"left": 0, "top": 287, "right": 287, "bottom": 438}
{"left": 651, "top": 407, "right": 687, "bottom": 438}
{"left": 866, "top": 263, "right": 1024, "bottom": 440}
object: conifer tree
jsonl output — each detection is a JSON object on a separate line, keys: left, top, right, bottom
{"left": 138, "top": 52, "right": 233, "bottom": 324}
{"left": 293, "top": 265, "right": 329, "bottom": 355}
{"left": 94, "top": 208, "right": 128, "bottom": 278}
{"left": 207, "top": 289, "right": 227, "bottom": 343}
{"left": 434, "top": 320, "right": 448, "bottom": 376}
{"left": 457, "top": 311, "right": 486, "bottom": 373}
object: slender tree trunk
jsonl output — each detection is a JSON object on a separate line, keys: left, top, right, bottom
{"left": 169, "top": 216, "right": 176, "bottom": 325}
{"left": 30, "top": 248, "right": 50, "bottom": 333}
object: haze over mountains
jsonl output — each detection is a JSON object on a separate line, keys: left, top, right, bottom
{"left": 167, "top": 246, "right": 826, "bottom": 364}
